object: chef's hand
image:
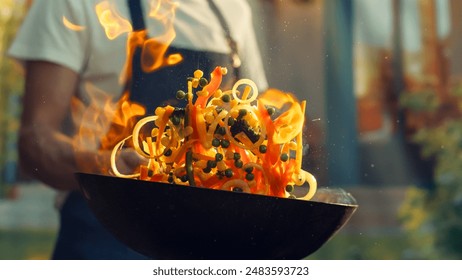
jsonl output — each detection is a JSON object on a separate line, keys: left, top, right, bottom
{"left": 112, "top": 147, "right": 148, "bottom": 175}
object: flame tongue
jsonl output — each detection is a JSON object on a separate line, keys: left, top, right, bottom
{"left": 121, "top": 0, "right": 183, "bottom": 82}
{"left": 68, "top": 0, "right": 183, "bottom": 175}
{"left": 62, "top": 16, "right": 86, "bottom": 31}
{"left": 72, "top": 84, "right": 146, "bottom": 174}
{"left": 95, "top": 1, "right": 132, "bottom": 40}
{"left": 144, "top": 0, "right": 183, "bottom": 70}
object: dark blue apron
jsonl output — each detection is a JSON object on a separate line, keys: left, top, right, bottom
{"left": 52, "top": 0, "right": 237, "bottom": 259}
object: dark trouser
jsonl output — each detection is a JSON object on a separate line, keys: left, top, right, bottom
{"left": 52, "top": 191, "right": 149, "bottom": 260}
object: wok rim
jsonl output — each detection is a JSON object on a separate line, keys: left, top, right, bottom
{"left": 76, "top": 172, "right": 359, "bottom": 208}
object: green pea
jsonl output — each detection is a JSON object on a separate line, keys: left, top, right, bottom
{"left": 259, "top": 145, "right": 267, "bottom": 153}
{"left": 176, "top": 90, "right": 186, "bottom": 100}
{"left": 245, "top": 173, "right": 255, "bottom": 181}
{"left": 212, "top": 138, "right": 221, "bottom": 147}
{"left": 280, "top": 153, "right": 289, "bottom": 162}
{"left": 199, "top": 77, "right": 208, "bottom": 87}
{"left": 285, "top": 185, "right": 294, "bottom": 193}
{"left": 244, "top": 166, "right": 254, "bottom": 173}
{"left": 215, "top": 153, "right": 224, "bottom": 162}
{"left": 238, "top": 109, "right": 247, "bottom": 118}
{"left": 170, "top": 115, "right": 181, "bottom": 125}
{"left": 221, "top": 94, "right": 231, "bottom": 103}
{"left": 225, "top": 168, "right": 234, "bottom": 178}
{"left": 216, "top": 126, "right": 226, "bottom": 136}
{"left": 221, "top": 139, "right": 230, "bottom": 148}
{"left": 207, "top": 160, "right": 217, "bottom": 169}
{"left": 234, "top": 159, "right": 243, "bottom": 168}
{"left": 267, "top": 107, "right": 276, "bottom": 116}
{"left": 233, "top": 153, "right": 241, "bottom": 160}
{"left": 180, "top": 175, "right": 188, "bottom": 182}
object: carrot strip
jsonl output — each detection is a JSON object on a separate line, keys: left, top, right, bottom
{"left": 195, "top": 66, "right": 223, "bottom": 108}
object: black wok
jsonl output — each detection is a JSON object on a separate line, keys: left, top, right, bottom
{"left": 76, "top": 172, "right": 357, "bottom": 259}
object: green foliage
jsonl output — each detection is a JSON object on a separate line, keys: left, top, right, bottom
{"left": 0, "top": 2, "right": 27, "bottom": 197}
{"left": 0, "top": 229, "right": 56, "bottom": 260}
{"left": 399, "top": 90, "right": 440, "bottom": 113}
{"left": 307, "top": 232, "right": 413, "bottom": 260}
{"left": 398, "top": 88, "right": 462, "bottom": 259}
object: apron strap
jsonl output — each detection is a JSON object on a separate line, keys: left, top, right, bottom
{"left": 206, "top": 0, "right": 241, "bottom": 80}
{"left": 128, "top": 0, "right": 146, "bottom": 31}
{"left": 125, "top": 0, "right": 146, "bottom": 103}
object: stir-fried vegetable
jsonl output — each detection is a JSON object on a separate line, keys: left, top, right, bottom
{"left": 110, "top": 66, "right": 317, "bottom": 199}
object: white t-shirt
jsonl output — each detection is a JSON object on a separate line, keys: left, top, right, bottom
{"left": 8, "top": 0, "right": 268, "bottom": 102}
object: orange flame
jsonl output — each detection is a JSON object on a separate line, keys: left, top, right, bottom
{"left": 72, "top": 83, "right": 146, "bottom": 174}
{"left": 144, "top": 0, "right": 182, "bottom": 71}
{"left": 62, "top": 16, "right": 86, "bottom": 31}
{"left": 95, "top": 1, "right": 132, "bottom": 40}
{"left": 73, "top": 1, "right": 183, "bottom": 175}
{"left": 120, "top": 0, "right": 182, "bottom": 83}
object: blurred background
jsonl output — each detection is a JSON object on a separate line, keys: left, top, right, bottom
{"left": 2, "top": 0, "right": 462, "bottom": 259}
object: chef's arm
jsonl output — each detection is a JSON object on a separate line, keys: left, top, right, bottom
{"left": 18, "top": 61, "right": 141, "bottom": 191}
